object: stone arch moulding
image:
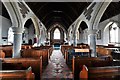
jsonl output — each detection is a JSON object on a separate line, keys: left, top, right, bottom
{"left": 30, "top": 16, "right": 41, "bottom": 38}
{"left": 48, "top": 23, "right": 67, "bottom": 40}
{"left": 72, "top": 0, "right": 112, "bottom": 32}
{"left": 91, "top": 0, "right": 112, "bottom": 30}
{"left": 72, "top": 20, "right": 89, "bottom": 41}
{"left": 2, "top": 1, "right": 21, "bottom": 28}
{"left": 48, "top": 23, "right": 67, "bottom": 34}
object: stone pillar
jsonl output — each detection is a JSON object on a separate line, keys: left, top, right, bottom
{"left": 88, "top": 30, "right": 97, "bottom": 57}
{"left": 69, "top": 33, "right": 73, "bottom": 45}
{"left": 36, "top": 35, "right": 40, "bottom": 46}
{"left": 67, "top": 32, "right": 70, "bottom": 45}
{"left": 73, "top": 32, "right": 77, "bottom": 46}
{"left": 41, "top": 33, "right": 45, "bottom": 45}
{"left": 12, "top": 27, "right": 24, "bottom": 58}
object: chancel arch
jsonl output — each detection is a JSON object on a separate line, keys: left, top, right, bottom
{"left": 48, "top": 23, "right": 66, "bottom": 45}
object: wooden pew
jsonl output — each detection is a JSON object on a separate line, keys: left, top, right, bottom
{"left": 72, "top": 56, "right": 113, "bottom": 79}
{"left": 22, "top": 45, "right": 32, "bottom": 49}
{"left": 0, "top": 63, "right": 35, "bottom": 80}
{"left": 32, "top": 46, "right": 53, "bottom": 58}
{"left": 0, "top": 45, "right": 32, "bottom": 58}
{"left": 0, "top": 46, "right": 13, "bottom": 57}
{"left": 96, "top": 47, "right": 112, "bottom": 56}
{"left": 0, "top": 50, "right": 5, "bottom": 58}
{"left": 61, "top": 45, "right": 89, "bottom": 59}
{"left": 0, "top": 57, "right": 42, "bottom": 80}
{"left": 65, "top": 48, "right": 91, "bottom": 65}
{"left": 80, "top": 65, "right": 120, "bottom": 80}
{"left": 61, "top": 45, "right": 73, "bottom": 57}
{"left": 21, "top": 49, "right": 49, "bottom": 67}
{"left": 74, "top": 48, "right": 90, "bottom": 57}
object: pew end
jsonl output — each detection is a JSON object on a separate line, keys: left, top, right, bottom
{"left": 79, "top": 65, "right": 88, "bottom": 80}
{"left": 0, "top": 50, "right": 5, "bottom": 58}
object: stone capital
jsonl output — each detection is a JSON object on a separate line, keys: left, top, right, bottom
{"left": 12, "top": 27, "right": 24, "bottom": 34}
{"left": 88, "top": 29, "right": 97, "bottom": 34}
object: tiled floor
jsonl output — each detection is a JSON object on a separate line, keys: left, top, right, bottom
{"left": 42, "top": 50, "right": 73, "bottom": 80}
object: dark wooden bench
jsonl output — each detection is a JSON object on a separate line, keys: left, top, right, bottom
{"left": 21, "top": 49, "right": 49, "bottom": 67}
{"left": 0, "top": 57, "right": 42, "bottom": 80}
{"left": 72, "top": 56, "right": 113, "bottom": 79}
{"left": 65, "top": 48, "right": 91, "bottom": 65}
{"left": 32, "top": 46, "right": 53, "bottom": 58}
{"left": 0, "top": 50, "right": 5, "bottom": 58}
{"left": 96, "top": 47, "right": 112, "bottom": 56}
{"left": 21, "top": 45, "right": 32, "bottom": 49}
{"left": 0, "top": 45, "right": 32, "bottom": 58}
{"left": 80, "top": 65, "right": 120, "bottom": 80}
{"left": 0, "top": 46, "right": 13, "bottom": 57}
{"left": 0, "top": 63, "right": 35, "bottom": 80}
{"left": 61, "top": 45, "right": 73, "bottom": 56}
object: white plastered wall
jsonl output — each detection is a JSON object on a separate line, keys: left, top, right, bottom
{"left": 0, "top": 15, "right": 12, "bottom": 45}
{"left": 97, "top": 14, "right": 120, "bottom": 46}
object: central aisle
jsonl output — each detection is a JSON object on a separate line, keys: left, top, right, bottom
{"left": 42, "top": 50, "right": 73, "bottom": 80}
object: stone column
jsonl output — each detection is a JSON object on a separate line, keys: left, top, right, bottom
{"left": 73, "top": 31, "right": 77, "bottom": 46}
{"left": 12, "top": 27, "right": 24, "bottom": 58}
{"left": 36, "top": 35, "right": 40, "bottom": 46}
{"left": 88, "top": 30, "right": 97, "bottom": 57}
{"left": 69, "top": 32, "right": 73, "bottom": 45}
{"left": 41, "top": 33, "right": 45, "bottom": 45}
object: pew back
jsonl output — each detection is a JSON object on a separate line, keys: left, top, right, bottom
{"left": 0, "top": 57, "right": 42, "bottom": 80}
{"left": 72, "top": 56, "right": 113, "bottom": 79}
{"left": 96, "top": 47, "right": 112, "bottom": 56}
{"left": 0, "top": 46, "right": 13, "bottom": 57}
{"left": 0, "top": 66, "right": 34, "bottom": 80}
{"left": 80, "top": 65, "right": 120, "bottom": 80}
{"left": 21, "top": 49, "right": 48, "bottom": 66}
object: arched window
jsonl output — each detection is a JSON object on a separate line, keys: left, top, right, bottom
{"left": 54, "top": 28, "right": 60, "bottom": 39}
{"left": 110, "top": 23, "right": 119, "bottom": 43}
{"left": 8, "top": 27, "right": 14, "bottom": 44}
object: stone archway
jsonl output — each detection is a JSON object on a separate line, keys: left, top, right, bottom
{"left": 48, "top": 23, "right": 65, "bottom": 45}
{"left": 50, "top": 27, "right": 64, "bottom": 45}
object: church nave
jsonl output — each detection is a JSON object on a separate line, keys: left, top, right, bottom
{"left": 42, "top": 50, "right": 73, "bottom": 80}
